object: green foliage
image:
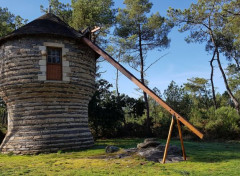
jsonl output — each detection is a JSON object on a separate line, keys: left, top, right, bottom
{"left": 0, "top": 99, "right": 7, "bottom": 143}
{"left": 152, "top": 114, "right": 171, "bottom": 138}
{"left": 0, "top": 7, "right": 27, "bottom": 37}
{"left": 88, "top": 79, "right": 125, "bottom": 138}
{"left": 226, "top": 64, "right": 240, "bottom": 97}
{"left": 115, "top": 0, "right": 171, "bottom": 64}
{"left": 216, "top": 91, "right": 231, "bottom": 107}
{"left": 40, "top": 0, "right": 115, "bottom": 45}
{"left": 168, "top": 0, "right": 240, "bottom": 112}
{"left": 0, "top": 125, "right": 6, "bottom": 143}
{"left": 40, "top": 0, "right": 72, "bottom": 24}
{"left": 205, "top": 106, "right": 240, "bottom": 139}
{"left": 221, "top": 0, "right": 240, "bottom": 47}
{"left": 71, "top": 0, "right": 115, "bottom": 45}
{"left": 184, "top": 77, "right": 213, "bottom": 110}
{"left": 164, "top": 81, "right": 192, "bottom": 118}
{"left": 184, "top": 77, "right": 209, "bottom": 96}
{"left": 0, "top": 7, "right": 15, "bottom": 37}
{"left": 71, "top": 0, "right": 115, "bottom": 30}
{"left": 124, "top": 96, "right": 145, "bottom": 119}
{"left": 88, "top": 79, "right": 146, "bottom": 138}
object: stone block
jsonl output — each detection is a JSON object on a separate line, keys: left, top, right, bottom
{"left": 43, "top": 42, "right": 64, "bottom": 48}
{"left": 39, "top": 46, "right": 46, "bottom": 51}
{"left": 39, "top": 71, "right": 46, "bottom": 76}
{"left": 38, "top": 75, "right": 46, "bottom": 81}
{"left": 62, "top": 61, "right": 69, "bottom": 67}
{"left": 39, "top": 60, "right": 46, "bottom": 66}
{"left": 63, "top": 77, "right": 70, "bottom": 82}
{"left": 40, "top": 66, "right": 46, "bottom": 72}
{"left": 62, "top": 48, "right": 69, "bottom": 56}
{"left": 63, "top": 66, "right": 71, "bottom": 73}
{"left": 41, "top": 50, "right": 47, "bottom": 56}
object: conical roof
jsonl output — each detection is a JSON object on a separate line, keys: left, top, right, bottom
{"left": 0, "top": 13, "right": 83, "bottom": 43}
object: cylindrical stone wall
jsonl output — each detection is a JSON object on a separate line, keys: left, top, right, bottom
{"left": 0, "top": 36, "right": 96, "bottom": 154}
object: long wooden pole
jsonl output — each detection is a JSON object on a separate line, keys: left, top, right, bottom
{"left": 82, "top": 37, "right": 203, "bottom": 139}
{"left": 177, "top": 119, "right": 186, "bottom": 160}
{"left": 162, "top": 116, "right": 175, "bottom": 164}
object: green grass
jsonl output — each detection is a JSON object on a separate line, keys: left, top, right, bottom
{"left": 0, "top": 139, "right": 240, "bottom": 176}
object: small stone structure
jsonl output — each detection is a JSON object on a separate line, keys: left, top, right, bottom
{"left": 0, "top": 13, "right": 97, "bottom": 154}
{"left": 103, "top": 139, "right": 184, "bottom": 163}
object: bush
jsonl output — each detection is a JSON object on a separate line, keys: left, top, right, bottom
{"left": 0, "top": 125, "right": 7, "bottom": 143}
{"left": 152, "top": 113, "right": 177, "bottom": 138}
{"left": 116, "top": 122, "right": 146, "bottom": 137}
{"left": 205, "top": 106, "right": 240, "bottom": 139}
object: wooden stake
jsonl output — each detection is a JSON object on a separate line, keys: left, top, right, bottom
{"left": 162, "top": 116, "right": 175, "bottom": 164}
{"left": 177, "top": 119, "right": 186, "bottom": 160}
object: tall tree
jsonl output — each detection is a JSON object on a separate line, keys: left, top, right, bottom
{"left": 164, "top": 81, "right": 191, "bottom": 118}
{"left": 71, "top": 0, "right": 115, "bottom": 45}
{"left": 0, "top": 7, "right": 27, "bottom": 37}
{"left": 106, "top": 37, "right": 129, "bottom": 96}
{"left": 88, "top": 79, "right": 125, "bottom": 138}
{"left": 226, "top": 64, "right": 240, "bottom": 101}
{"left": 168, "top": 0, "right": 240, "bottom": 113}
{"left": 220, "top": 0, "right": 240, "bottom": 69}
{"left": 41, "top": 0, "right": 115, "bottom": 45}
{"left": 114, "top": 0, "right": 172, "bottom": 135}
{"left": 40, "top": 0, "right": 72, "bottom": 24}
{"left": 184, "top": 77, "right": 212, "bottom": 110}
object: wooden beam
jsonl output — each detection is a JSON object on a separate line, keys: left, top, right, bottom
{"left": 91, "top": 27, "right": 101, "bottom": 33}
{"left": 177, "top": 119, "right": 186, "bottom": 160}
{"left": 82, "top": 37, "right": 204, "bottom": 139}
{"left": 162, "top": 116, "right": 175, "bottom": 164}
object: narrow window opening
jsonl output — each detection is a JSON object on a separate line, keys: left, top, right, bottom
{"left": 47, "top": 47, "right": 62, "bottom": 80}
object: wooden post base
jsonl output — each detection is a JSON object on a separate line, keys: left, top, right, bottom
{"left": 162, "top": 116, "right": 175, "bottom": 164}
{"left": 162, "top": 116, "right": 187, "bottom": 164}
{"left": 177, "top": 119, "right": 186, "bottom": 160}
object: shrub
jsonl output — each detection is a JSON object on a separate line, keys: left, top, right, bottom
{"left": 0, "top": 125, "right": 7, "bottom": 143}
{"left": 205, "top": 106, "right": 240, "bottom": 139}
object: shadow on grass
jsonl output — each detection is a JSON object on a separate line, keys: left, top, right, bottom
{"left": 183, "top": 140, "right": 240, "bottom": 163}
{"left": 95, "top": 139, "right": 240, "bottom": 163}
{"left": 95, "top": 138, "right": 144, "bottom": 149}
{"left": 2, "top": 138, "right": 238, "bottom": 165}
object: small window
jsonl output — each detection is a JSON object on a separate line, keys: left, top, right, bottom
{"left": 47, "top": 47, "right": 62, "bottom": 80}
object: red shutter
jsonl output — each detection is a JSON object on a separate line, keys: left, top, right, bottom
{"left": 47, "top": 63, "right": 62, "bottom": 80}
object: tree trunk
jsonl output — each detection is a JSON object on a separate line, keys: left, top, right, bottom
{"left": 208, "top": 26, "right": 239, "bottom": 113}
{"left": 138, "top": 24, "right": 151, "bottom": 136}
{"left": 115, "top": 51, "right": 121, "bottom": 97}
{"left": 116, "top": 69, "right": 119, "bottom": 96}
{"left": 210, "top": 50, "right": 217, "bottom": 109}
{"left": 216, "top": 49, "right": 239, "bottom": 113}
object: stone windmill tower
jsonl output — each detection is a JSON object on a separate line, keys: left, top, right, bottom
{"left": 0, "top": 13, "right": 97, "bottom": 154}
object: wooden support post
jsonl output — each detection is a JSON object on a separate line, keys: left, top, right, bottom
{"left": 162, "top": 116, "right": 175, "bottom": 164}
{"left": 82, "top": 37, "right": 203, "bottom": 139}
{"left": 177, "top": 119, "right": 186, "bottom": 160}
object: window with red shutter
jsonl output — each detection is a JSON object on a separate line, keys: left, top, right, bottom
{"left": 47, "top": 47, "right": 62, "bottom": 80}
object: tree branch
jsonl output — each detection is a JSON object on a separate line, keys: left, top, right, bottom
{"left": 128, "top": 62, "right": 140, "bottom": 72}
{"left": 144, "top": 53, "right": 169, "bottom": 72}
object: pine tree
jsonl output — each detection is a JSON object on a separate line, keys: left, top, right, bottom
{"left": 114, "top": 0, "right": 172, "bottom": 135}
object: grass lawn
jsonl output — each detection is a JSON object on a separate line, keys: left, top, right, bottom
{"left": 0, "top": 138, "right": 240, "bottom": 176}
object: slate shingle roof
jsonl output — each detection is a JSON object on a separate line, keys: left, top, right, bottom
{"left": 0, "top": 13, "right": 83, "bottom": 43}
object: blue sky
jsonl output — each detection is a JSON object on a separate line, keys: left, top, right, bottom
{"left": 0, "top": 0, "right": 228, "bottom": 97}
